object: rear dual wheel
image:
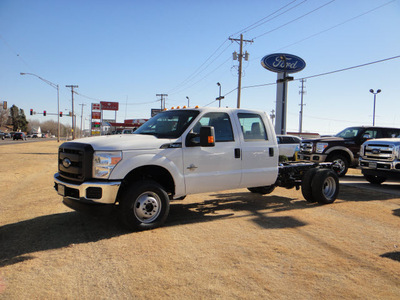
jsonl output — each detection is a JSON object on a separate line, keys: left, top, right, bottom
{"left": 301, "top": 168, "right": 339, "bottom": 204}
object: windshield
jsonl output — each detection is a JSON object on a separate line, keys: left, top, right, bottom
{"left": 335, "top": 127, "right": 362, "bottom": 138}
{"left": 134, "top": 110, "right": 199, "bottom": 138}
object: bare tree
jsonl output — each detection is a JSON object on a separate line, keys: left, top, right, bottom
{"left": 0, "top": 107, "right": 9, "bottom": 127}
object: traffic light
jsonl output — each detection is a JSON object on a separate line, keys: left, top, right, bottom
{"left": 2, "top": 101, "right": 6, "bottom": 109}
{"left": 43, "top": 110, "right": 46, "bottom": 116}
{"left": 30, "top": 109, "right": 33, "bottom": 115}
{"left": 60, "top": 111, "right": 63, "bottom": 117}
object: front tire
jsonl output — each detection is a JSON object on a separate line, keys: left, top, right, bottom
{"left": 119, "top": 180, "right": 170, "bottom": 231}
{"left": 364, "top": 174, "right": 386, "bottom": 185}
{"left": 328, "top": 154, "right": 349, "bottom": 177}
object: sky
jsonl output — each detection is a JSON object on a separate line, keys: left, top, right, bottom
{"left": 1, "top": 0, "right": 399, "bottom": 135}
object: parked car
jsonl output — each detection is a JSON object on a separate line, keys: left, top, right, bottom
{"left": 277, "top": 135, "right": 301, "bottom": 160}
{"left": 0, "top": 131, "right": 5, "bottom": 140}
{"left": 298, "top": 126, "right": 400, "bottom": 176}
{"left": 13, "top": 132, "right": 27, "bottom": 140}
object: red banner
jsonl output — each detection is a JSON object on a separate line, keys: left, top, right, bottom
{"left": 92, "top": 112, "right": 101, "bottom": 119}
{"left": 100, "top": 101, "right": 119, "bottom": 111}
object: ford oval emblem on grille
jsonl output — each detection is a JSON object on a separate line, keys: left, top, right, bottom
{"left": 62, "top": 158, "right": 72, "bottom": 168}
{"left": 371, "top": 148, "right": 380, "bottom": 154}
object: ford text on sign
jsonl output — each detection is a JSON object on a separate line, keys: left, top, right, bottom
{"left": 261, "top": 53, "right": 306, "bottom": 73}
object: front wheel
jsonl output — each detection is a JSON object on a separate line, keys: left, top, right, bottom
{"left": 364, "top": 174, "right": 386, "bottom": 185}
{"left": 328, "top": 154, "right": 349, "bottom": 177}
{"left": 119, "top": 180, "right": 170, "bottom": 231}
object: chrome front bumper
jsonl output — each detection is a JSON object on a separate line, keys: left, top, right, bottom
{"left": 54, "top": 173, "right": 121, "bottom": 204}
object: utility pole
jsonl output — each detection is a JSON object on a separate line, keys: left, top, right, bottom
{"left": 66, "top": 85, "right": 79, "bottom": 140}
{"left": 229, "top": 34, "right": 253, "bottom": 108}
{"left": 156, "top": 94, "right": 168, "bottom": 110}
{"left": 79, "top": 103, "right": 86, "bottom": 138}
{"left": 299, "top": 79, "right": 306, "bottom": 133}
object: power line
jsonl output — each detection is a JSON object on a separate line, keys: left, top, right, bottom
{"left": 168, "top": 40, "right": 233, "bottom": 95}
{"left": 252, "top": 0, "right": 336, "bottom": 40}
{"left": 272, "top": 0, "right": 397, "bottom": 52}
{"left": 229, "top": 0, "right": 303, "bottom": 37}
{"left": 299, "top": 55, "right": 400, "bottom": 80}
{"left": 241, "top": 55, "right": 400, "bottom": 90}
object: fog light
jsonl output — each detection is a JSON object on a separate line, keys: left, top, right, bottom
{"left": 86, "top": 187, "right": 102, "bottom": 199}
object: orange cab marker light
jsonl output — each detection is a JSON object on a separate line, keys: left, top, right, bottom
{"left": 208, "top": 136, "right": 214, "bottom": 143}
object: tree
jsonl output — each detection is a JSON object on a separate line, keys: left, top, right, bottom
{"left": 9, "top": 105, "right": 29, "bottom": 132}
{"left": 0, "top": 106, "right": 9, "bottom": 127}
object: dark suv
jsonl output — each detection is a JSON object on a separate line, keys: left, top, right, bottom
{"left": 13, "top": 132, "right": 27, "bottom": 140}
{"left": 298, "top": 126, "right": 400, "bottom": 176}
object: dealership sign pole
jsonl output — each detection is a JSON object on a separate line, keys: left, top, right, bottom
{"left": 261, "top": 53, "right": 305, "bottom": 135}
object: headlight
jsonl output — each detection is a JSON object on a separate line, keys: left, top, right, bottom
{"left": 394, "top": 145, "right": 400, "bottom": 159}
{"left": 316, "top": 143, "right": 328, "bottom": 153}
{"left": 93, "top": 151, "right": 122, "bottom": 179}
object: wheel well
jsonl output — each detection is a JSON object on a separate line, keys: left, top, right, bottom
{"left": 327, "top": 150, "right": 351, "bottom": 165}
{"left": 117, "top": 165, "right": 175, "bottom": 202}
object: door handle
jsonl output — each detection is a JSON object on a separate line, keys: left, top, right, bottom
{"left": 234, "top": 148, "right": 241, "bottom": 159}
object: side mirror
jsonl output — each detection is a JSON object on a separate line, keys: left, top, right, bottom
{"left": 362, "top": 133, "right": 371, "bottom": 140}
{"left": 185, "top": 126, "right": 215, "bottom": 147}
{"left": 185, "top": 130, "right": 198, "bottom": 147}
{"left": 200, "top": 126, "right": 215, "bottom": 147}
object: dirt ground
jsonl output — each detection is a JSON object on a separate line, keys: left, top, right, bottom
{"left": 0, "top": 141, "right": 399, "bottom": 299}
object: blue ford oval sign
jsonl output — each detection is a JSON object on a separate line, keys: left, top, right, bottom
{"left": 261, "top": 53, "right": 306, "bottom": 73}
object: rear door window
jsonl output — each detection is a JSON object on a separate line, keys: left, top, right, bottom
{"left": 238, "top": 113, "right": 268, "bottom": 141}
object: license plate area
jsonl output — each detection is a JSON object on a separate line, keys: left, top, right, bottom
{"left": 58, "top": 184, "right": 65, "bottom": 196}
{"left": 369, "top": 162, "right": 377, "bottom": 169}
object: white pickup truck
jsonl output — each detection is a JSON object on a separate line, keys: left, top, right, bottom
{"left": 54, "top": 107, "right": 339, "bottom": 230}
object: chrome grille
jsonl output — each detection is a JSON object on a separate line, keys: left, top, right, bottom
{"left": 362, "top": 143, "right": 396, "bottom": 161}
{"left": 300, "top": 142, "right": 313, "bottom": 153}
{"left": 58, "top": 142, "right": 94, "bottom": 182}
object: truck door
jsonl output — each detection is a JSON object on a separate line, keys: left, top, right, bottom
{"left": 236, "top": 112, "right": 278, "bottom": 188}
{"left": 183, "top": 112, "right": 242, "bottom": 194}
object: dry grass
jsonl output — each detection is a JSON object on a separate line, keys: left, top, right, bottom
{"left": 0, "top": 141, "right": 399, "bottom": 299}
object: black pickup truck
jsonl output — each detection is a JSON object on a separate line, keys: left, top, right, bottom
{"left": 298, "top": 126, "right": 400, "bottom": 176}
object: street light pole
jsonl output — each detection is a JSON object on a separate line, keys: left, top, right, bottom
{"left": 216, "top": 82, "right": 224, "bottom": 108}
{"left": 186, "top": 96, "right": 190, "bottom": 107}
{"left": 369, "top": 89, "right": 381, "bottom": 126}
{"left": 20, "top": 72, "right": 60, "bottom": 142}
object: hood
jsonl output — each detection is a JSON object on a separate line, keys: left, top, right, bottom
{"left": 302, "top": 136, "right": 345, "bottom": 143}
{"left": 73, "top": 134, "right": 174, "bottom": 151}
{"left": 364, "top": 138, "right": 400, "bottom": 144}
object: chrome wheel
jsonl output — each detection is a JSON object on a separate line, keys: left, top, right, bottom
{"left": 133, "top": 192, "right": 162, "bottom": 223}
{"left": 321, "top": 176, "right": 337, "bottom": 200}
